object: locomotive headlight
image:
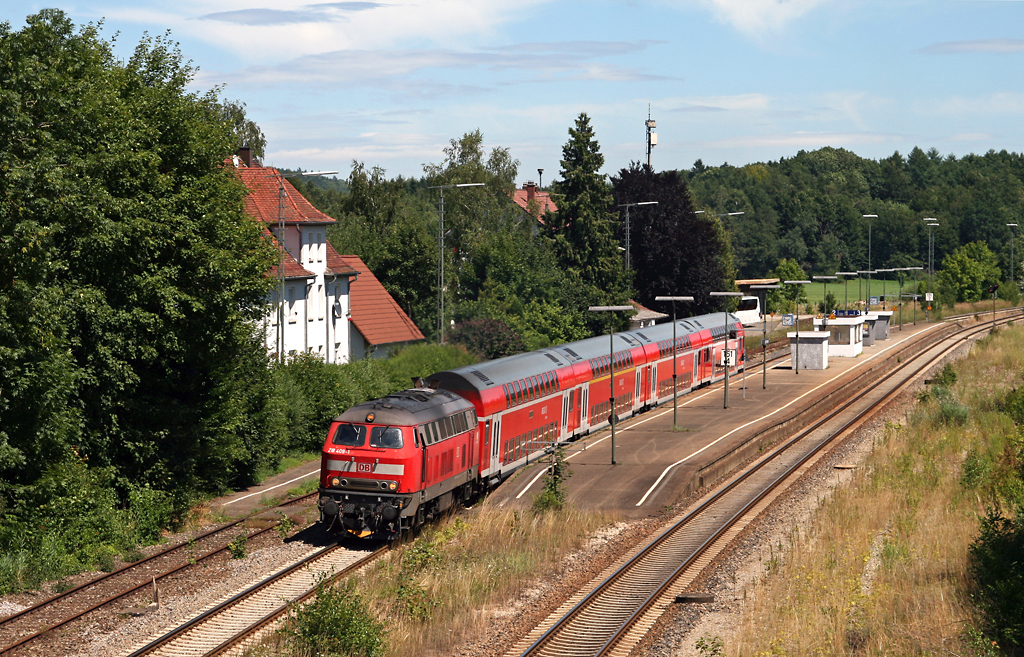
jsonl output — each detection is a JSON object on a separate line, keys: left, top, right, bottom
{"left": 389, "top": 481, "right": 397, "bottom": 491}
{"left": 330, "top": 476, "right": 341, "bottom": 488}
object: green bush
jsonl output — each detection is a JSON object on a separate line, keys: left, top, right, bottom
{"left": 969, "top": 508, "right": 1024, "bottom": 652}
{"left": 532, "top": 450, "right": 572, "bottom": 512}
{"left": 282, "top": 577, "right": 387, "bottom": 657}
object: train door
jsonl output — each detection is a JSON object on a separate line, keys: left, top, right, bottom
{"left": 701, "top": 346, "right": 713, "bottom": 383}
{"left": 634, "top": 369, "right": 642, "bottom": 412}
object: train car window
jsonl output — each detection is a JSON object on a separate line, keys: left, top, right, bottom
{"left": 533, "top": 375, "right": 542, "bottom": 397}
{"left": 503, "top": 384, "right": 512, "bottom": 407}
{"left": 443, "top": 416, "right": 455, "bottom": 439}
{"left": 454, "top": 413, "right": 468, "bottom": 434}
{"left": 513, "top": 380, "right": 523, "bottom": 405}
{"left": 369, "top": 426, "right": 403, "bottom": 449}
{"left": 332, "top": 423, "right": 365, "bottom": 446}
{"left": 467, "top": 410, "right": 477, "bottom": 427}
{"left": 426, "top": 422, "right": 436, "bottom": 444}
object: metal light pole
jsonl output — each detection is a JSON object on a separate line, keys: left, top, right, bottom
{"left": 619, "top": 201, "right": 658, "bottom": 270}
{"left": 836, "top": 272, "right": 857, "bottom": 310}
{"left": 813, "top": 275, "right": 837, "bottom": 314}
{"left": 907, "top": 266, "right": 923, "bottom": 324}
{"left": 269, "top": 168, "right": 338, "bottom": 363}
{"left": 751, "top": 284, "right": 780, "bottom": 389}
{"left": 428, "top": 182, "right": 484, "bottom": 343}
{"left": 784, "top": 280, "right": 811, "bottom": 374}
{"left": 710, "top": 291, "right": 742, "bottom": 408}
{"left": 924, "top": 219, "right": 938, "bottom": 320}
{"left": 655, "top": 296, "right": 694, "bottom": 429}
{"left": 864, "top": 214, "right": 877, "bottom": 306}
{"left": 588, "top": 305, "right": 634, "bottom": 465}
{"left": 1009, "top": 223, "right": 1018, "bottom": 290}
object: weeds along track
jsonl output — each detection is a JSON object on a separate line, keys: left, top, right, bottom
{"left": 0, "top": 492, "right": 318, "bottom": 656}
{"left": 124, "top": 544, "right": 385, "bottom": 657}
{"left": 508, "top": 314, "right": 1020, "bottom": 657}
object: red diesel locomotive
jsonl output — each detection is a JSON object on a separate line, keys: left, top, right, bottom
{"left": 319, "top": 311, "right": 744, "bottom": 537}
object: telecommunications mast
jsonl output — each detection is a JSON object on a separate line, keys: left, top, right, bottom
{"left": 645, "top": 105, "right": 657, "bottom": 168}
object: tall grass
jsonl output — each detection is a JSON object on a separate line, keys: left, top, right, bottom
{"left": 249, "top": 503, "right": 612, "bottom": 657}
{"left": 728, "top": 324, "right": 1024, "bottom": 656}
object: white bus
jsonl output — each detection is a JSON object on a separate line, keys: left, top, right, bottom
{"left": 734, "top": 296, "right": 762, "bottom": 326}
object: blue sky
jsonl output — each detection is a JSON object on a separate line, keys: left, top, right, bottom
{"left": 6, "top": 1, "right": 1024, "bottom": 183}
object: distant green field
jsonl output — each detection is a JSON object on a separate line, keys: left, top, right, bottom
{"left": 787, "top": 275, "right": 929, "bottom": 311}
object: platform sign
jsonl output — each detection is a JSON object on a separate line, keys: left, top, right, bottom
{"left": 782, "top": 314, "right": 795, "bottom": 326}
{"left": 925, "top": 293, "right": 934, "bottom": 301}
{"left": 722, "top": 349, "right": 737, "bottom": 366}
{"left": 835, "top": 310, "right": 861, "bottom": 317}
{"left": 761, "top": 338, "right": 771, "bottom": 347}
{"left": 869, "top": 296, "right": 879, "bottom": 306}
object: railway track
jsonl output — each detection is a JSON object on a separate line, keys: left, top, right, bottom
{"left": 506, "top": 312, "right": 1019, "bottom": 657}
{"left": 124, "top": 544, "right": 385, "bottom": 657}
{"left": 0, "top": 491, "right": 318, "bottom": 656}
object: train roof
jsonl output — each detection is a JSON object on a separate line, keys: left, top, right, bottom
{"left": 433, "top": 311, "right": 740, "bottom": 393}
{"left": 334, "top": 387, "right": 474, "bottom": 426}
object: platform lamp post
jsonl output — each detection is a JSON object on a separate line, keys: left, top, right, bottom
{"left": 709, "top": 291, "right": 742, "bottom": 408}
{"left": 857, "top": 270, "right": 874, "bottom": 309}
{"left": 750, "top": 284, "right": 780, "bottom": 389}
{"left": 619, "top": 201, "right": 658, "bottom": 270}
{"left": 1008, "top": 223, "right": 1018, "bottom": 291}
{"left": 924, "top": 219, "right": 938, "bottom": 320}
{"left": 836, "top": 272, "right": 857, "bottom": 310}
{"left": 428, "top": 182, "right": 485, "bottom": 343}
{"left": 783, "top": 280, "right": 811, "bottom": 374}
{"left": 864, "top": 214, "right": 877, "bottom": 305}
{"left": 907, "top": 266, "right": 923, "bottom": 324}
{"left": 270, "top": 168, "right": 339, "bottom": 363}
{"left": 812, "top": 275, "right": 837, "bottom": 315}
{"left": 588, "top": 305, "right": 634, "bottom": 465}
{"left": 655, "top": 296, "right": 694, "bottom": 429}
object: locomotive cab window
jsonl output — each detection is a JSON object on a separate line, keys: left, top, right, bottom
{"left": 332, "top": 423, "right": 366, "bottom": 446}
{"left": 370, "top": 426, "right": 403, "bottom": 449}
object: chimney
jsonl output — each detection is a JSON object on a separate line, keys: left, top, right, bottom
{"left": 237, "top": 146, "right": 252, "bottom": 168}
{"left": 524, "top": 181, "right": 537, "bottom": 202}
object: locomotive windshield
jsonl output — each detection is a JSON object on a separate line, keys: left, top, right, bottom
{"left": 331, "top": 424, "right": 403, "bottom": 449}
{"left": 370, "top": 426, "right": 403, "bottom": 449}
{"left": 332, "top": 423, "right": 365, "bottom": 446}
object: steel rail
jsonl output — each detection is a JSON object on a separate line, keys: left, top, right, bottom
{"left": 125, "top": 544, "right": 387, "bottom": 657}
{"left": 0, "top": 491, "right": 318, "bottom": 655}
{"left": 520, "top": 313, "right": 1018, "bottom": 657}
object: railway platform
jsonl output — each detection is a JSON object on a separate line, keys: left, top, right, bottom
{"left": 486, "top": 316, "right": 954, "bottom": 517}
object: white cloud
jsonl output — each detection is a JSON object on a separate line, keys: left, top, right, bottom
{"left": 919, "top": 38, "right": 1024, "bottom": 54}
{"left": 936, "top": 93, "right": 1024, "bottom": 116}
{"left": 668, "top": 93, "right": 772, "bottom": 112}
{"left": 99, "top": 0, "right": 548, "bottom": 63}
{"left": 949, "top": 132, "right": 994, "bottom": 142}
{"left": 197, "top": 41, "right": 665, "bottom": 91}
{"left": 703, "top": 131, "right": 899, "bottom": 149}
{"left": 691, "top": 0, "right": 831, "bottom": 35}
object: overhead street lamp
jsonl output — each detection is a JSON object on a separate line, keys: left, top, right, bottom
{"left": 812, "top": 275, "right": 837, "bottom": 314}
{"left": 836, "top": 272, "right": 857, "bottom": 310}
{"left": 429, "top": 182, "right": 485, "bottom": 343}
{"left": 655, "top": 296, "right": 694, "bottom": 429}
{"left": 863, "top": 214, "right": 877, "bottom": 305}
{"left": 783, "top": 280, "right": 811, "bottom": 374}
{"left": 709, "top": 291, "right": 742, "bottom": 408}
{"left": 1008, "top": 223, "right": 1018, "bottom": 289}
{"left": 270, "top": 168, "right": 339, "bottom": 363}
{"left": 924, "top": 219, "right": 938, "bottom": 320}
{"left": 619, "top": 201, "right": 658, "bottom": 270}
{"left": 588, "top": 305, "right": 635, "bottom": 465}
{"left": 906, "top": 266, "right": 924, "bottom": 325}
{"left": 750, "top": 284, "right": 780, "bottom": 389}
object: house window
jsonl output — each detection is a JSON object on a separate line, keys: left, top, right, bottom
{"left": 287, "top": 287, "right": 297, "bottom": 323}
{"left": 316, "top": 232, "right": 323, "bottom": 262}
{"left": 318, "top": 284, "right": 324, "bottom": 320}
{"left": 307, "top": 233, "right": 314, "bottom": 263}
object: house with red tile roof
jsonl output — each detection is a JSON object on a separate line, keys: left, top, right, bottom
{"left": 335, "top": 254, "right": 424, "bottom": 359}
{"left": 511, "top": 181, "right": 557, "bottom": 229}
{"left": 233, "top": 153, "right": 358, "bottom": 363}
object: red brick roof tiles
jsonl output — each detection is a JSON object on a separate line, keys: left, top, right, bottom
{"left": 325, "top": 242, "right": 358, "bottom": 277}
{"left": 337, "top": 254, "right": 424, "bottom": 346}
{"left": 236, "top": 166, "right": 337, "bottom": 225}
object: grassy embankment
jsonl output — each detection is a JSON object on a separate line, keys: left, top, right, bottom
{"left": 251, "top": 501, "right": 615, "bottom": 657}
{"left": 719, "top": 322, "right": 1024, "bottom": 656}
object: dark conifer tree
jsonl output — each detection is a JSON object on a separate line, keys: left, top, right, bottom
{"left": 611, "top": 163, "right": 734, "bottom": 316}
